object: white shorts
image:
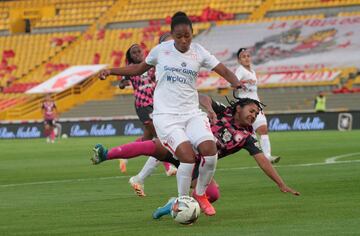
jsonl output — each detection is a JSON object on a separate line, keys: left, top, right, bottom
{"left": 253, "top": 111, "right": 267, "bottom": 131}
{"left": 153, "top": 111, "right": 214, "bottom": 155}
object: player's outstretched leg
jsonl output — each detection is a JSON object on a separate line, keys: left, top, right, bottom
{"left": 152, "top": 197, "right": 176, "bottom": 219}
{"left": 91, "top": 144, "right": 108, "bottom": 164}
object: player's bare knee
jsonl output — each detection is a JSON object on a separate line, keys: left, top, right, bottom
{"left": 198, "top": 140, "right": 217, "bottom": 156}
{"left": 175, "top": 142, "right": 196, "bottom": 163}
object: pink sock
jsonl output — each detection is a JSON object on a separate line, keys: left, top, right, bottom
{"left": 206, "top": 180, "right": 220, "bottom": 203}
{"left": 50, "top": 130, "right": 55, "bottom": 141}
{"left": 163, "top": 162, "right": 171, "bottom": 171}
{"left": 107, "top": 140, "right": 157, "bottom": 160}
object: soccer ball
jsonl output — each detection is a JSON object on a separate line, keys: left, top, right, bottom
{"left": 61, "top": 133, "right": 68, "bottom": 139}
{"left": 171, "top": 196, "right": 200, "bottom": 225}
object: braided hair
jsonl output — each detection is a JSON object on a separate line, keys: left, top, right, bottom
{"left": 226, "top": 90, "right": 265, "bottom": 115}
{"left": 125, "top": 44, "right": 140, "bottom": 65}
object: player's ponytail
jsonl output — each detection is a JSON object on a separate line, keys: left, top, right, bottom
{"left": 236, "top": 48, "right": 247, "bottom": 59}
{"left": 226, "top": 92, "right": 265, "bottom": 114}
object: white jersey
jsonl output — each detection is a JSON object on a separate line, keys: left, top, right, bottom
{"left": 145, "top": 40, "right": 219, "bottom": 114}
{"left": 235, "top": 64, "right": 259, "bottom": 101}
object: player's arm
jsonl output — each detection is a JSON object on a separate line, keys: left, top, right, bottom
{"left": 213, "top": 63, "right": 242, "bottom": 89}
{"left": 199, "top": 94, "right": 217, "bottom": 124}
{"left": 41, "top": 103, "right": 46, "bottom": 117}
{"left": 253, "top": 153, "right": 300, "bottom": 196}
{"left": 98, "top": 62, "right": 152, "bottom": 80}
{"left": 243, "top": 136, "right": 300, "bottom": 196}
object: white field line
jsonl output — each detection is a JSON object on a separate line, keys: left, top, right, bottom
{"left": 1, "top": 153, "right": 360, "bottom": 188}
{"left": 324, "top": 152, "right": 360, "bottom": 164}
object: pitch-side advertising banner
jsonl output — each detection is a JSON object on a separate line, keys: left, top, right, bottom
{"left": 0, "top": 111, "right": 359, "bottom": 139}
{"left": 26, "top": 65, "right": 107, "bottom": 94}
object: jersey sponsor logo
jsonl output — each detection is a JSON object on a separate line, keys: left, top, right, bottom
{"left": 166, "top": 75, "right": 192, "bottom": 85}
{"left": 221, "top": 129, "right": 232, "bottom": 143}
{"left": 181, "top": 62, "right": 187, "bottom": 67}
{"left": 164, "top": 66, "right": 198, "bottom": 77}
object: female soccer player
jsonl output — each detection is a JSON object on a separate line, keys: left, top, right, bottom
{"left": 92, "top": 95, "right": 300, "bottom": 218}
{"left": 97, "top": 12, "right": 242, "bottom": 216}
{"left": 235, "top": 48, "right": 280, "bottom": 164}
{"left": 116, "top": 43, "right": 176, "bottom": 177}
{"left": 119, "top": 35, "right": 177, "bottom": 195}
{"left": 42, "top": 94, "right": 57, "bottom": 143}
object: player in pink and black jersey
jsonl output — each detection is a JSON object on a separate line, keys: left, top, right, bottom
{"left": 104, "top": 37, "right": 177, "bottom": 191}
{"left": 91, "top": 94, "right": 299, "bottom": 217}
{"left": 41, "top": 94, "right": 57, "bottom": 143}
{"left": 121, "top": 43, "right": 157, "bottom": 142}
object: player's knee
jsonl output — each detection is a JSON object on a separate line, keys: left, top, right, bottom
{"left": 198, "top": 140, "right": 217, "bottom": 156}
{"left": 206, "top": 183, "right": 220, "bottom": 203}
{"left": 176, "top": 142, "right": 197, "bottom": 163}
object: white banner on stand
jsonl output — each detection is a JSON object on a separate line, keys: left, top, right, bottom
{"left": 26, "top": 65, "right": 107, "bottom": 94}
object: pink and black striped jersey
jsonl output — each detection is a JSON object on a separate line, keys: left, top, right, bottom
{"left": 42, "top": 101, "right": 56, "bottom": 120}
{"left": 210, "top": 100, "right": 262, "bottom": 158}
{"left": 124, "top": 67, "right": 156, "bottom": 108}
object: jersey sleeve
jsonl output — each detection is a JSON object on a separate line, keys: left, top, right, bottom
{"left": 197, "top": 44, "right": 220, "bottom": 70}
{"left": 145, "top": 44, "right": 160, "bottom": 66}
{"left": 242, "top": 135, "right": 263, "bottom": 156}
{"left": 235, "top": 66, "right": 245, "bottom": 81}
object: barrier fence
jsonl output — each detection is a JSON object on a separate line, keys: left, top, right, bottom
{"left": 0, "top": 111, "right": 359, "bottom": 139}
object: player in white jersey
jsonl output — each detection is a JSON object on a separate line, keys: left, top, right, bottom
{"left": 97, "top": 12, "right": 242, "bottom": 216}
{"left": 235, "top": 48, "right": 280, "bottom": 164}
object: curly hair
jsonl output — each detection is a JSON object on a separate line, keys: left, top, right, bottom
{"left": 226, "top": 96, "right": 265, "bottom": 115}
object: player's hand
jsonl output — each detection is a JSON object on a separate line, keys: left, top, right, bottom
{"left": 279, "top": 185, "right": 300, "bottom": 196}
{"left": 118, "top": 80, "right": 130, "bottom": 89}
{"left": 231, "top": 81, "right": 244, "bottom": 90}
{"left": 98, "top": 69, "right": 111, "bottom": 80}
{"left": 207, "top": 111, "right": 218, "bottom": 125}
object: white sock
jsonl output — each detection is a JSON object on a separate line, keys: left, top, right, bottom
{"left": 260, "top": 135, "right": 271, "bottom": 160}
{"left": 195, "top": 154, "right": 218, "bottom": 195}
{"left": 177, "top": 162, "right": 195, "bottom": 196}
{"left": 136, "top": 156, "right": 160, "bottom": 183}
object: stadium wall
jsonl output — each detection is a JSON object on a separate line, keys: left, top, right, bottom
{"left": 0, "top": 111, "right": 359, "bottom": 139}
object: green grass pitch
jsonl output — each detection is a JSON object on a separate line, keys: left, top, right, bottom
{"left": 1, "top": 131, "right": 359, "bottom": 236}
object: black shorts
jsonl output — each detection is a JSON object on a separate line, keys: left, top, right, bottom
{"left": 135, "top": 105, "right": 153, "bottom": 124}
{"left": 44, "top": 119, "right": 55, "bottom": 127}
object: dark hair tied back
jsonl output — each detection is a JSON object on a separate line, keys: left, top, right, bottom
{"left": 125, "top": 44, "right": 140, "bottom": 65}
{"left": 236, "top": 48, "right": 247, "bottom": 58}
{"left": 225, "top": 90, "right": 265, "bottom": 114}
{"left": 171, "top": 11, "right": 193, "bottom": 32}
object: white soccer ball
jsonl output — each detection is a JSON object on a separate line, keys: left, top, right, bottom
{"left": 171, "top": 196, "right": 200, "bottom": 225}
{"left": 61, "top": 133, "right": 68, "bottom": 139}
